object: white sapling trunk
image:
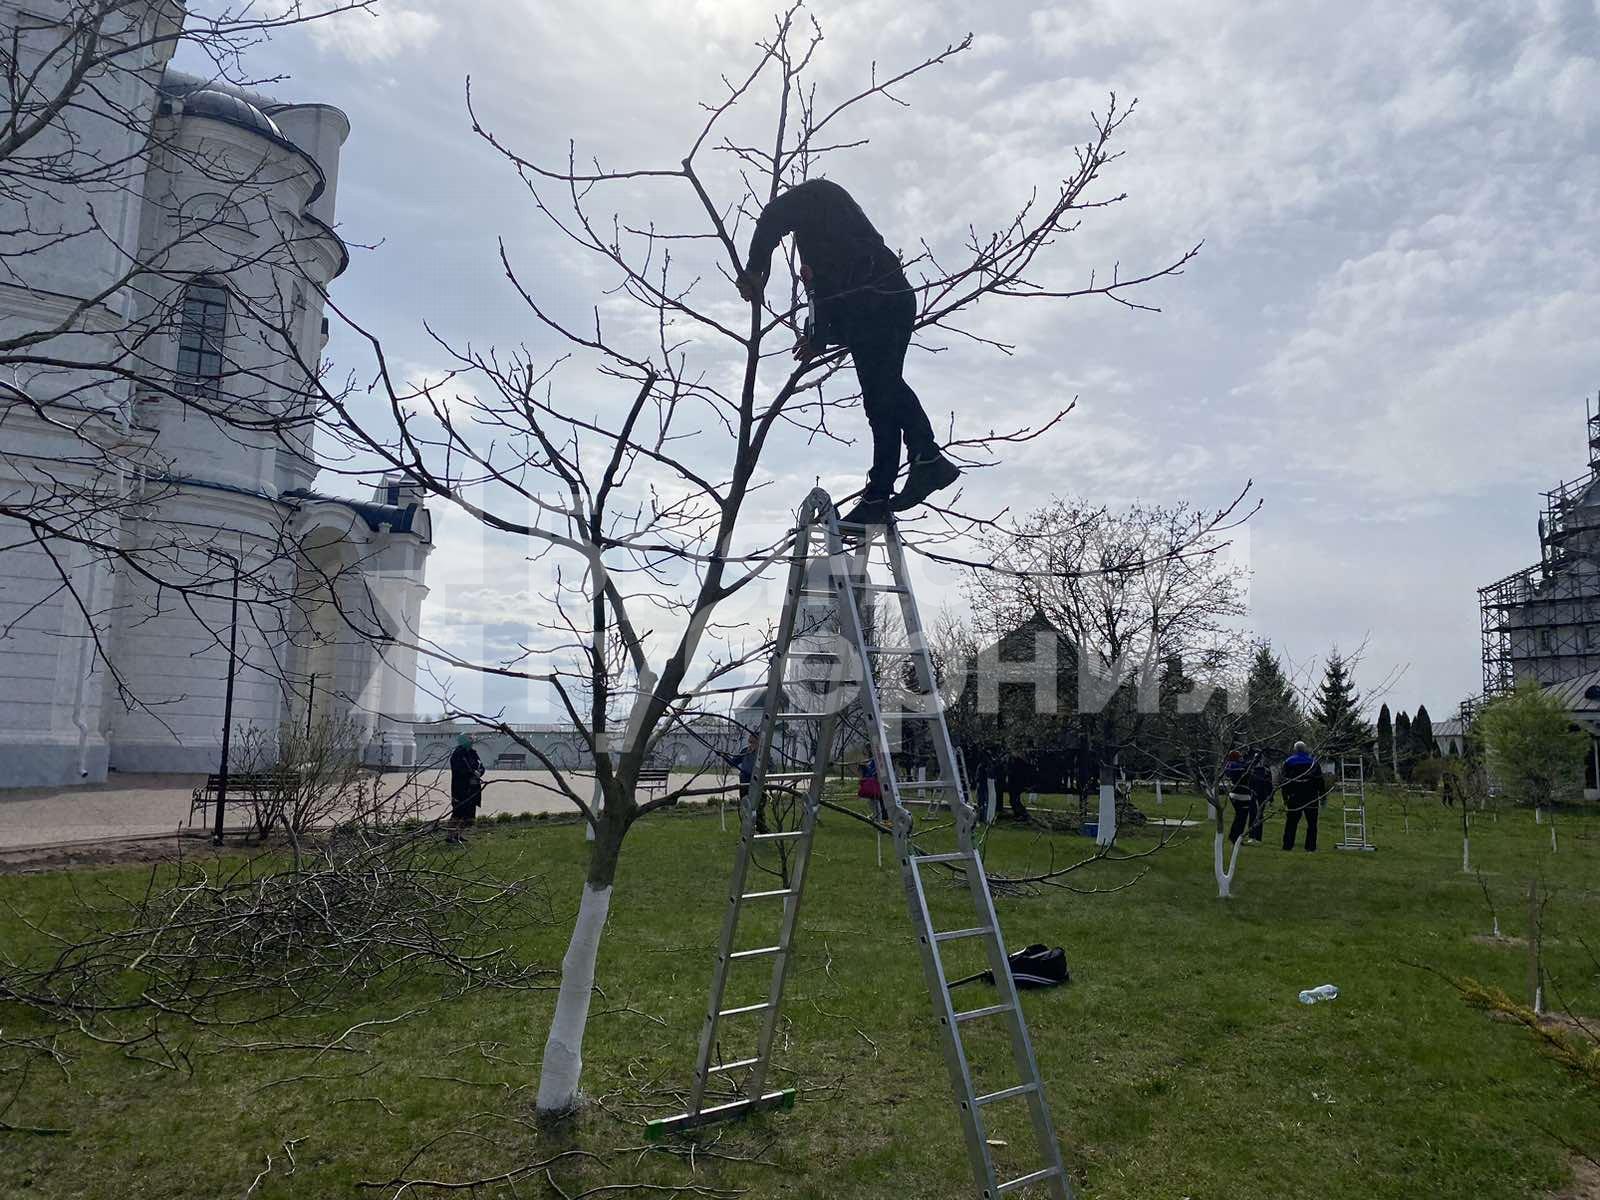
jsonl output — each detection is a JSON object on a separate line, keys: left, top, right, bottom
{"left": 536, "top": 881, "right": 613, "bottom": 1114}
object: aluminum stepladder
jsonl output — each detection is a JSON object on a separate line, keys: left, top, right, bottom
{"left": 650, "top": 489, "right": 1072, "bottom": 1200}
{"left": 1335, "top": 757, "right": 1375, "bottom": 851}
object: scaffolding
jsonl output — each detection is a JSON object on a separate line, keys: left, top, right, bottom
{"left": 1479, "top": 395, "right": 1600, "bottom": 696}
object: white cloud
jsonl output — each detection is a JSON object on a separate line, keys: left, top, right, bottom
{"left": 310, "top": 5, "right": 441, "bottom": 64}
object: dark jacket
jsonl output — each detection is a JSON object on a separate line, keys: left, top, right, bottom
{"left": 1248, "top": 762, "right": 1274, "bottom": 804}
{"left": 1280, "top": 752, "right": 1324, "bottom": 810}
{"left": 449, "top": 745, "right": 484, "bottom": 806}
{"left": 744, "top": 178, "right": 909, "bottom": 348}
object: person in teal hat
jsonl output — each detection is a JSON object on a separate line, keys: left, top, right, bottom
{"left": 447, "top": 733, "right": 484, "bottom": 843}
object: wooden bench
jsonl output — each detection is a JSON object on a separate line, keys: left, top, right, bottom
{"left": 638, "top": 767, "right": 671, "bottom": 799}
{"left": 188, "top": 771, "right": 298, "bottom": 827}
{"left": 495, "top": 753, "right": 527, "bottom": 769}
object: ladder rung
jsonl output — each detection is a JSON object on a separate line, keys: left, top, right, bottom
{"left": 954, "top": 1003, "right": 1009, "bottom": 1023}
{"left": 775, "top": 711, "right": 826, "bottom": 721}
{"left": 897, "top": 779, "right": 955, "bottom": 789}
{"left": 878, "top": 711, "right": 939, "bottom": 720}
{"left": 718, "top": 1001, "right": 772, "bottom": 1018}
{"left": 854, "top": 582, "right": 907, "bottom": 593}
{"left": 727, "top": 945, "right": 782, "bottom": 960}
{"left": 753, "top": 830, "right": 804, "bottom": 841}
{"left": 864, "top": 645, "right": 920, "bottom": 654}
{"left": 740, "top": 888, "right": 796, "bottom": 901}
{"left": 763, "top": 771, "right": 816, "bottom": 781}
{"left": 912, "top": 851, "right": 972, "bottom": 865}
{"left": 933, "top": 926, "right": 993, "bottom": 943}
{"left": 999, "top": 1166, "right": 1062, "bottom": 1193}
{"left": 707, "top": 1056, "right": 761, "bottom": 1074}
{"left": 975, "top": 1082, "right": 1038, "bottom": 1107}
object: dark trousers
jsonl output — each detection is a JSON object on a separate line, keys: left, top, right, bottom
{"left": 1006, "top": 783, "right": 1029, "bottom": 820}
{"left": 1282, "top": 803, "right": 1319, "bottom": 851}
{"left": 1227, "top": 794, "right": 1251, "bottom": 844}
{"left": 846, "top": 289, "right": 936, "bottom": 498}
{"left": 1248, "top": 794, "right": 1268, "bottom": 841}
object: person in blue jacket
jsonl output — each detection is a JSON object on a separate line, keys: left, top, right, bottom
{"left": 1280, "top": 741, "right": 1326, "bottom": 851}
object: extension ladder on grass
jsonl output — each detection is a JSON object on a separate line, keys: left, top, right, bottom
{"left": 1335, "top": 757, "right": 1375, "bottom": 851}
{"left": 649, "top": 489, "right": 1072, "bottom": 1200}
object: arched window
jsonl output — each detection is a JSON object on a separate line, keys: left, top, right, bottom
{"left": 175, "top": 279, "right": 228, "bottom": 400}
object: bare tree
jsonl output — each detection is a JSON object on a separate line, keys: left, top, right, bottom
{"left": 955, "top": 493, "right": 1252, "bottom": 842}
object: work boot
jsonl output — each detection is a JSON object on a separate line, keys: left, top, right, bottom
{"left": 837, "top": 496, "right": 893, "bottom": 527}
{"left": 891, "top": 455, "right": 961, "bottom": 511}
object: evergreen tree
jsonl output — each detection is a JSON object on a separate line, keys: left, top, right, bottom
{"left": 1394, "top": 710, "right": 1414, "bottom": 779}
{"left": 1311, "top": 649, "right": 1372, "bottom": 761}
{"left": 1375, "top": 703, "right": 1393, "bottom": 780}
{"left": 1243, "top": 641, "right": 1303, "bottom": 753}
{"left": 1411, "top": 704, "right": 1436, "bottom": 760}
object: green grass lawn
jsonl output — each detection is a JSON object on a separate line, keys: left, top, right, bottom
{"left": 2, "top": 790, "right": 1597, "bottom": 1199}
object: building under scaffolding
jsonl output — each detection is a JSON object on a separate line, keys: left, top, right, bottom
{"left": 1479, "top": 397, "right": 1600, "bottom": 696}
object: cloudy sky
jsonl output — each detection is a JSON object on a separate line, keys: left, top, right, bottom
{"left": 219, "top": 0, "right": 1600, "bottom": 723}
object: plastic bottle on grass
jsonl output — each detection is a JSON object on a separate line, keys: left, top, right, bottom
{"left": 1298, "top": 984, "right": 1339, "bottom": 1005}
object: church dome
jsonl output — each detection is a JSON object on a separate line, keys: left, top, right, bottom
{"left": 177, "top": 88, "right": 283, "bottom": 139}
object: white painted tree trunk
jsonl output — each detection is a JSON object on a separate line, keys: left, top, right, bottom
{"left": 536, "top": 880, "right": 613, "bottom": 1114}
{"left": 1461, "top": 835, "right": 1470, "bottom": 874}
{"left": 1095, "top": 782, "right": 1117, "bottom": 847}
{"left": 1208, "top": 799, "right": 1243, "bottom": 899}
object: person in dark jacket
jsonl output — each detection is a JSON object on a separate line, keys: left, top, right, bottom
{"left": 447, "top": 734, "right": 484, "bottom": 842}
{"left": 738, "top": 178, "right": 960, "bottom": 524}
{"left": 1280, "top": 741, "right": 1325, "bottom": 851}
{"left": 1222, "top": 749, "right": 1252, "bottom": 844}
{"left": 1246, "top": 752, "right": 1274, "bottom": 843}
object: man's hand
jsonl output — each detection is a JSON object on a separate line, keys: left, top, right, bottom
{"left": 792, "top": 333, "right": 816, "bottom": 363}
{"left": 736, "top": 269, "right": 766, "bottom": 303}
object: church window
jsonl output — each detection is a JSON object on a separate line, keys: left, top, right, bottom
{"left": 175, "top": 280, "right": 228, "bottom": 400}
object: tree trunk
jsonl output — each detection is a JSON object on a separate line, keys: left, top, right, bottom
{"left": 1095, "top": 755, "right": 1117, "bottom": 847}
{"left": 1208, "top": 796, "right": 1241, "bottom": 899}
{"left": 536, "top": 808, "right": 626, "bottom": 1115}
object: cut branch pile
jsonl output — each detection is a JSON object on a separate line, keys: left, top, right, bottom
{"left": 0, "top": 826, "right": 555, "bottom": 1046}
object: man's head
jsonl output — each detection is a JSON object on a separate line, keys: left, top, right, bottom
{"left": 1293, "top": 740, "right": 1309, "bottom": 755}
{"left": 747, "top": 731, "right": 760, "bottom": 748}
{"left": 457, "top": 733, "right": 472, "bottom": 749}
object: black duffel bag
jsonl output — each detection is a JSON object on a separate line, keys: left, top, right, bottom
{"left": 948, "top": 943, "right": 1070, "bottom": 990}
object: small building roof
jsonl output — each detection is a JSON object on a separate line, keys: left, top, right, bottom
{"left": 1543, "top": 668, "right": 1600, "bottom": 719}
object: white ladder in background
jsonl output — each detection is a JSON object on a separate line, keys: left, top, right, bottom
{"left": 650, "top": 489, "right": 1072, "bottom": 1199}
{"left": 1335, "top": 756, "right": 1375, "bottom": 851}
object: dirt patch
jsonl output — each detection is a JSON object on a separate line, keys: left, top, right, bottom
{"left": 1548, "top": 1154, "right": 1600, "bottom": 1200}
{"left": 0, "top": 834, "right": 215, "bottom": 875}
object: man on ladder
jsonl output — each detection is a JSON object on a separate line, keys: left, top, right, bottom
{"left": 738, "top": 179, "right": 962, "bottom": 525}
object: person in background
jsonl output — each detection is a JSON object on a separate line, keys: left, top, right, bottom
{"left": 858, "top": 756, "right": 885, "bottom": 822}
{"left": 1222, "top": 749, "right": 1252, "bottom": 845}
{"left": 447, "top": 733, "right": 484, "bottom": 844}
{"left": 1001, "top": 752, "right": 1032, "bottom": 821}
{"left": 736, "top": 730, "right": 759, "bottom": 792}
{"left": 1247, "top": 750, "right": 1275, "bottom": 843}
{"left": 1280, "top": 740, "right": 1326, "bottom": 851}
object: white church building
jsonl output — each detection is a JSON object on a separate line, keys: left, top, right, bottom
{"left": 0, "top": 4, "right": 431, "bottom": 787}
